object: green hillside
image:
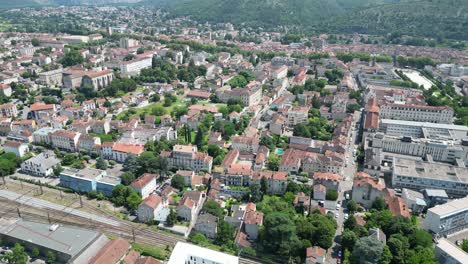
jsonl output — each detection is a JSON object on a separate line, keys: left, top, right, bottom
{"left": 0, "top": 0, "right": 40, "bottom": 8}
{"left": 324, "top": 0, "right": 468, "bottom": 40}
{"left": 147, "top": 0, "right": 468, "bottom": 40}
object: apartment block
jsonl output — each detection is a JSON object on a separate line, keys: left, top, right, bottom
{"left": 392, "top": 158, "right": 468, "bottom": 197}
{"left": 379, "top": 103, "right": 454, "bottom": 124}
{"left": 425, "top": 196, "right": 468, "bottom": 236}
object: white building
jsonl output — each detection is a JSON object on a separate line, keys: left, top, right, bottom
{"left": 137, "top": 194, "right": 167, "bottom": 223}
{"left": 168, "top": 242, "right": 239, "bottom": 264}
{"left": 49, "top": 130, "right": 81, "bottom": 152}
{"left": 379, "top": 119, "right": 468, "bottom": 139}
{"left": 3, "top": 140, "right": 29, "bottom": 157}
{"left": 370, "top": 133, "right": 467, "bottom": 164}
{"left": 21, "top": 153, "right": 61, "bottom": 177}
{"left": 425, "top": 196, "right": 468, "bottom": 236}
{"left": 392, "top": 158, "right": 468, "bottom": 197}
{"left": 379, "top": 103, "right": 454, "bottom": 124}
{"left": 435, "top": 238, "right": 468, "bottom": 264}
{"left": 162, "top": 145, "right": 213, "bottom": 173}
{"left": 119, "top": 57, "right": 152, "bottom": 77}
{"left": 131, "top": 173, "right": 158, "bottom": 199}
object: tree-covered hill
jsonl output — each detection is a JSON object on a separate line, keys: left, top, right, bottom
{"left": 147, "top": 0, "right": 468, "bottom": 40}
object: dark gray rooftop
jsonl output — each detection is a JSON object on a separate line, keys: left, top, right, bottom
{"left": 0, "top": 219, "right": 99, "bottom": 257}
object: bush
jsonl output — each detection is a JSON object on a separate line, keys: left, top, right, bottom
{"left": 326, "top": 190, "right": 338, "bottom": 201}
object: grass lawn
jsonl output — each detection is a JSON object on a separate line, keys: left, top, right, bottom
{"left": 131, "top": 243, "right": 169, "bottom": 260}
{"left": 116, "top": 99, "right": 185, "bottom": 120}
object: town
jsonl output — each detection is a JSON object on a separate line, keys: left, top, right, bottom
{"left": 0, "top": 4, "right": 467, "bottom": 264}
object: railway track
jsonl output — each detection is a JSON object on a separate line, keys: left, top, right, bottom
{"left": 0, "top": 181, "right": 265, "bottom": 263}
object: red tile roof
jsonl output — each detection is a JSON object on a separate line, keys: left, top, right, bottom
{"left": 30, "top": 102, "right": 55, "bottom": 111}
{"left": 131, "top": 173, "right": 157, "bottom": 189}
{"left": 89, "top": 239, "right": 130, "bottom": 264}
{"left": 112, "top": 143, "right": 144, "bottom": 155}
{"left": 140, "top": 194, "right": 162, "bottom": 209}
{"left": 314, "top": 172, "right": 340, "bottom": 182}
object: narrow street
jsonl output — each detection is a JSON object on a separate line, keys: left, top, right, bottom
{"left": 327, "top": 110, "right": 361, "bottom": 264}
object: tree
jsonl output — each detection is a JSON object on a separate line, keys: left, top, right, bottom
{"left": 126, "top": 191, "right": 142, "bottom": 210}
{"left": 189, "top": 233, "right": 209, "bottom": 246}
{"left": 32, "top": 247, "right": 40, "bottom": 258}
{"left": 194, "top": 128, "right": 204, "bottom": 148}
{"left": 47, "top": 251, "right": 56, "bottom": 264}
{"left": 171, "top": 174, "right": 185, "bottom": 190}
{"left": 2, "top": 243, "right": 28, "bottom": 264}
{"left": 216, "top": 220, "right": 235, "bottom": 245}
{"left": 341, "top": 230, "right": 357, "bottom": 250}
{"left": 351, "top": 237, "right": 384, "bottom": 264}
{"left": 462, "top": 239, "right": 468, "bottom": 253}
{"left": 61, "top": 49, "right": 84, "bottom": 67}
{"left": 410, "top": 229, "right": 433, "bottom": 249}
{"left": 95, "top": 157, "right": 108, "bottom": 170}
{"left": 121, "top": 172, "right": 136, "bottom": 186}
{"left": 202, "top": 200, "right": 224, "bottom": 218}
{"left": 249, "top": 182, "right": 262, "bottom": 203}
{"left": 262, "top": 212, "right": 301, "bottom": 256}
{"left": 31, "top": 38, "right": 40, "bottom": 47}
{"left": 326, "top": 190, "right": 338, "bottom": 201}
{"left": 123, "top": 155, "right": 140, "bottom": 175}
{"left": 372, "top": 197, "right": 386, "bottom": 211}
{"left": 347, "top": 200, "right": 358, "bottom": 213}
{"left": 387, "top": 234, "right": 409, "bottom": 264}
{"left": 166, "top": 208, "right": 177, "bottom": 226}
{"left": 260, "top": 176, "right": 269, "bottom": 194}
{"left": 267, "top": 154, "right": 280, "bottom": 171}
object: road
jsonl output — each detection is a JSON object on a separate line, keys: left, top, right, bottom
{"left": 327, "top": 110, "right": 362, "bottom": 264}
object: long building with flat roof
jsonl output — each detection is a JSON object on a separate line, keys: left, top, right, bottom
{"left": 0, "top": 219, "right": 109, "bottom": 263}
{"left": 379, "top": 119, "right": 468, "bottom": 139}
{"left": 392, "top": 157, "right": 468, "bottom": 197}
{"left": 168, "top": 242, "right": 239, "bottom": 264}
{"left": 425, "top": 196, "right": 468, "bottom": 236}
{"left": 435, "top": 238, "right": 468, "bottom": 264}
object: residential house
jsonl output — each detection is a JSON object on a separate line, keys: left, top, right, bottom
{"left": 305, "top": 246, "right": 326, "bottom": 264}
{"left": 162, "top": 145, "right": 213, "bottom": 173}
{"left": 251, "top": 171, "right": 288, "bottom": 195}
{"left": 0, "top": 103, "right": 17, "bottom": 118}
{"left": 313, "top": 172, "right": 340, "bottom": 192}
{"left": 313, "top": 184, "right": 326, "bottom": 201}
{"left": 137, "top": 194, "right": 167, "bottom": 223}
{"left": 244, "top": 204, "right": 263, "bottom": 240}
{"left": 50, "top": 130, "right": 81, "bottom": 152}
{"left": 20, "top": 152, "right": 60, "bottom": 177}
{"left": 194, "top": 213, "right": 218, "bottom": 239}
{"left": 352, "top": 172, "right": 384, "bottom": 208}
{"left": 231, "top": 134, "right": 260, "bottom": 154}
{"left": 177, "top": 191, "right": 204, "bottom": 222}
{"left": 3, "top": 140, "right": 29, "bottom": 158}
{"left": 131, "top": 173, "right": 158, "bottom": 199}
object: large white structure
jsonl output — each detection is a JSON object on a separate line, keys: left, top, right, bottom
{"left": 21, "top": 153, "right": 61, "bottom": 177}
{"left": 162, "top": 145, "right": 213, "bottom": 173}
{"left": 435, "top": 238, "right": 468, "bottom": 264}
{"left": 425, "top": 196, "right": 468, "bottom": 236}
{"left": 379, "top": 103, "right": 454, "bottom": 124}
{"left": 392, "top": 158, "right": 468, "bottom": 197}
{"left": 131, "top": 173, "right": 158, "bottom": 199}
{"left": 370, "top": 133, "right": 467, "bottom": 164}
{"left": 379, "top": 119, "right": 468, "bottom": 139}
{"left": 168, "top": 242, "right": 239, "bottom": 264}
{"left": 119, "top": 57, "right": 152, "bottom": 77}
